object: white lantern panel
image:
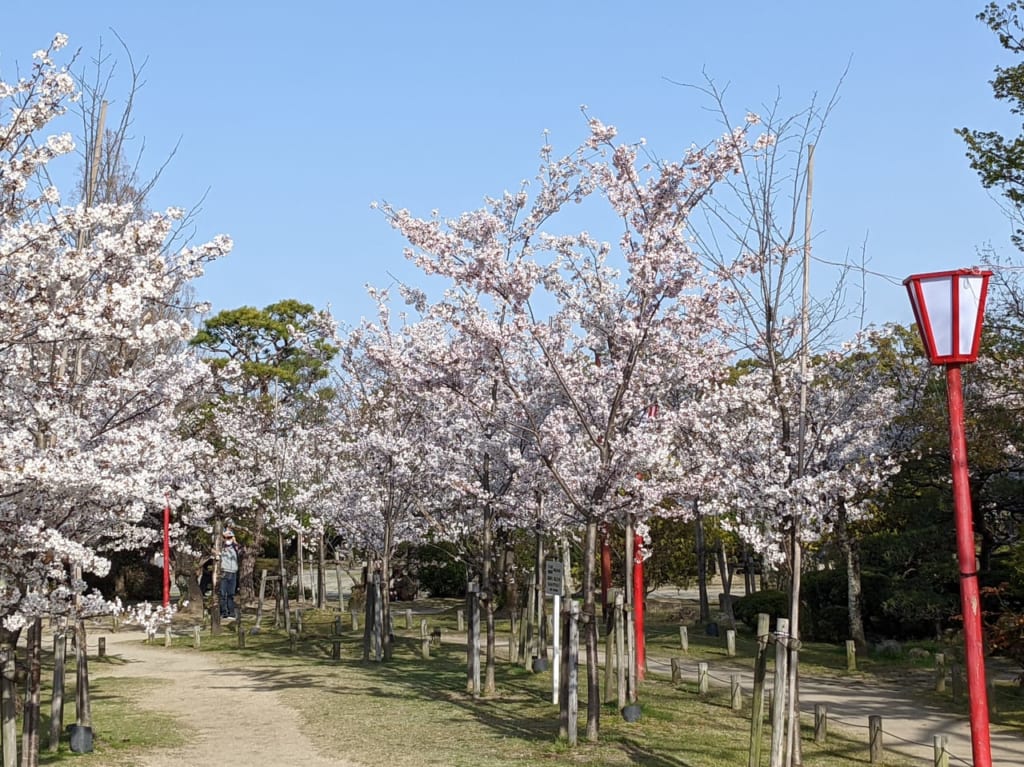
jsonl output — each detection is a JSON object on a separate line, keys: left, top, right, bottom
{"left": 918, "top": 276, "right": 954, "bottom": 358}
{"left": 958, "top": 275, "right": 984, "bottom": 357}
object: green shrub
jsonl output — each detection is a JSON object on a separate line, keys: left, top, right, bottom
{"left": 732, "top": 589, "right": 789, "bottom": 631}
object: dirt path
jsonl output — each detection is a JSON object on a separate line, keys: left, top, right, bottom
{"left": 94, "top": 627, "right": 361, "bottom": 767}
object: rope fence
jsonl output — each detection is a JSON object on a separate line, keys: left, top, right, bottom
{"left": 666, "top": 653, "right": 986, "bottom": 766}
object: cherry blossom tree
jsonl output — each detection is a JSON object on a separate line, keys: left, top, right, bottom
{"left": 382, "top": 114, "right": 765, "bottom": 740}
{"left": 0, "top": 36, "right": 230, "bottom": 764}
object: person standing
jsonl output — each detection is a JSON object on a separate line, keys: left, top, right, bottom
{"left": 220, "top": 529, "right": 240, "bottom": 619}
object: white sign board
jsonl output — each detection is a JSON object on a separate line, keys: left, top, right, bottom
{"left": 544, "top": 560, "right": 563, "bottom": 597}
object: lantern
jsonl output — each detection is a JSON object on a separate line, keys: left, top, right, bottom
{"left": 903, "top": 268, "right": 991, "bottom": 364}
{"left": 904, "top": 267, "right": 993, "bottom": 767}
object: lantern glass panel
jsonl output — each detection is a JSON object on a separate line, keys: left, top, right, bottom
{"left": 919, "top": 276, "right": 954, "bottom": 358}
{"left": 958, "top": 275, "right": 985, "bottom": 358}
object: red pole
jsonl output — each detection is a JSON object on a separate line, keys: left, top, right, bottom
{"left": 633, "top": 533, "right": 646, "bottom": 680}
{"left": 600, "top": 524, "right": 612, "bottom": 613}
{"left": 946, "top": 364, "right": 992, "bottom": 767}
{"left": 162, "top": 497, "right": 171, "bottom": 608}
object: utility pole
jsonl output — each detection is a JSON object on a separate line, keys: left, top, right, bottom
{"left": 785, "top": 143, "right": 814, "bottom": 767}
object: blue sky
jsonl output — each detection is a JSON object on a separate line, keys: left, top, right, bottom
{"left": 1, "top": 1, "right": 1017, "bottom": 335}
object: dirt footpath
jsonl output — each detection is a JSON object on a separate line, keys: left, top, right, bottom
{"left": 95, "top": 627, "right": 361, "bottom": 767}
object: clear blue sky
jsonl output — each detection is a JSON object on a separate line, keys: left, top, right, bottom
{"left": 1, "top": 1, "right": 1016, "bottom": 334}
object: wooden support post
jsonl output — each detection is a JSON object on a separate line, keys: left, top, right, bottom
{"left": 164, "top": 626, "right": 171, "bottom": 648}
{"left": 351, "top": 610, "right": 358, "bottom": 632}
{"left": 332, "top": 640, "right": 342, "bottom": 661}
{"left": 48, "top": 628, "right": 66, "bottom": 752}
{"left": 289, "top": 630, "right": 297, "bottom": 653}
{"left": 670, "top": 657, "right": 682, "bottom": 684}
{"left": 697, "top": 662, "right": 709, "bottom": 695}
{"left": 333, "top": 616, "right": 342, "bottom": 636}
{"left": 814, "top": 703, "right": 828, "bottom": 744}
{"left": 951, "top": 661, "right": 963, "bottom": 703}
{"left": 614, "top": 593, "right": 626, "bottom": 711}
{"left": 406, "top": 609, "right": 412, "bottom": 630}
{"left": 236, "top": 607, "right": 245, "bottom": 649}
{"left": 193, "top": 626, "right": 201, "bottom": 649}
{"left": 457, "top": 608, "right": 465, "bottom": 633}
{"left": 731, "top": 674, "right": 742, "bottom": 711}
{"left": 98, "top": 637, "right": 106, "bottom": 658}
{"left": 603, "top": 616, "right": 615, "bottom": 703}
{"left": 846, "top": 639, "right": 857, "bottom": 672}
{"left": 726, "top": 629, "right": 736, "bottom": 657}
{"left": 747, "top": 612, "right": 770, "bottom": 767}
{"left": 933, "top": 735, "right": 949, "bottom": 767}
{"left": 935, "top": 652, "right": 946, "bottom": 692}
{"left": 421, "top": 618, "right": 430, "bottom": 660}
{"left": 769, "top": 618, "right": 790, "bottom": 767}
{"left": 868, "top": 715, "right": 883, "bottom": 764}
{"left": 679, "top": 625, "right": 688, "bottom": 653}
{"left": 256, "top": 569, "right": 267, "bottom": 629}
{"left": 566, "top": 600, "right": 579, "bottom": 747}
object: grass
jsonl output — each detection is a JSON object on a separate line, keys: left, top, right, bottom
{"left": 16, "top": 598, "right": 1022, "bottom": 766}
{"left": 154, "top": 601, "right": 923, "bottom": 766}
{"left": 35, "top": 672, "right": 185, "bottom": 766}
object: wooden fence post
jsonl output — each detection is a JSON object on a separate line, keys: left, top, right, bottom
{"left": 406, "top": 609, "right": 412, "bottom": 630}
{"left": 868, "top": 715, "right": 883, "bottom": 764}
{"left": 933, "top": 734, "right": 948, "bottom": 767}
{"left": 332, "top": 640, "right": 342, "bottom": 661}
{"left": 420, "top": 619, "right": 430, "bottom": 659}
{"left": 814, "top": 703, "right": 828, "bottom": 744}
{"left": 935, "top": 652, "right": 946, "bottom": 692}
{"left": 193, "top": 625, "right": 201, "bottom": 649}
{"left": 679, "top": 625, "right": 688, "bottom": 653}
{"left": 671, "top": 657, "right": 682, "bottom": 684}
{"left": 726, "top": 629, "right": 736, "bottom": 657}
{"left": 98, "top": 637, "right": 106, "bottom": 658}
{"left": 846, "top": 639, "right": 857, "bottom": 672}
{"left": 457, "top": 609, "right": 465, "bottom": 633}
{"left": 951, "top": 661, "right": 963, "bottom": 703}
{"left": 697, "top": 662, "right": 709, "bottom": 695}
{"left": 730, "top": 674, "right": 741, "bottom": 710}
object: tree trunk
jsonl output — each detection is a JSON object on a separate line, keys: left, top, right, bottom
{"left": 716, "top": 540, "right": 735, "bottom": 622}
{"left": 582, "top": 518, "right": 600, "bottom": 742}
{"left": 483, "top": 505, "right": 495, "bottom": 695}
{"left": 19, "top": 619, "right": 41, "bottom": 767}
{"left": 695, "top": 505, "right": 710, "bottom": 623}
{"left": 239, "top": 504, "right": 265, "bottom": 603}
{"left": 74, "top": 619, "right": 91, "bottom": 728}
{"left": 836, "top": 500, "right": 868, "bottom": 652}
{"left": 317, "top": 532, "right": 328, "bottom": 609}
{"left": 48, "top": 621, "right": 67, "bottom": 752}
{"left": 1, "top": 633, "right": 18, "bottom": 767}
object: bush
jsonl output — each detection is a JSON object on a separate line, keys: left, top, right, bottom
{"left": 732, "top": 590, "right": 790, "bottom": 631}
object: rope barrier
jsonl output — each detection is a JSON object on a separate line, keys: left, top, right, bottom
{"left": 659, "top": 656, "right": 985, "bottom": 766}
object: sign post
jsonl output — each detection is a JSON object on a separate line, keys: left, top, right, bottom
{"left": 545, "top": 560, "right": 562, "bottom": 705}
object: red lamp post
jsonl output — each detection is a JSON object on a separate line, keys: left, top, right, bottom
{"left": 904, "top": 268, "right": 992, "bottom": 767}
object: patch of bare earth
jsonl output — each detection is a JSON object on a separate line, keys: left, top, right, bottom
{"left": 94, "top": 626, "right": 362, "bottom": 767}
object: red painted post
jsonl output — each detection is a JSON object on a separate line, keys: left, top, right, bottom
{"left": 600, "top": 524, "right": 612, "bottom": 614}
{"left": 946, "top": 364, "right": 992, "bottom": 767}
{"left": 633, "top": 533, "right": 645, "bottom": 680}
{"left": 162, "top": 497, "right": 171, "bottom": 608}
